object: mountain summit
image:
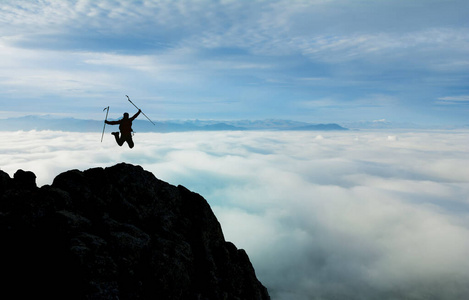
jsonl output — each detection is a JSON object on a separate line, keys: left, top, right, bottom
{"left": 0, "top": 163, "right": 270, "bottom": 299}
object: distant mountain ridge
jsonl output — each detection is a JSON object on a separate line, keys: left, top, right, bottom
{"left": 0, "top": 115, "right": 348, "bottom": 132}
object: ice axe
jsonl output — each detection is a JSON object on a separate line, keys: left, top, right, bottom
{"left": 126, "top": 95, "right": 155, "bottom": 126}
{"left": 101, "top": 106, "right": 109, "bottom": 142}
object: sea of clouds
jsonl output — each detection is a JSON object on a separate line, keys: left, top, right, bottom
{"left": 1, "top": 129, "right": 469, "bottom": 299}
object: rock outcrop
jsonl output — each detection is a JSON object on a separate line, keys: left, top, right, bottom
{"left": 0, "top": 163, "right": 269, "bottom": 299}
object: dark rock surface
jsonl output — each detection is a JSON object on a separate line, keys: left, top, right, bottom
{"left": 0, "top": 163, "right": 269, "bottom": 300}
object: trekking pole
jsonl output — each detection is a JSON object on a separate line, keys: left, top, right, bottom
{"left": 126, "top": 95, "right": 155, "bottom": 125}
{"left": 101, "top": 106, "right": 109, "bottom": 142}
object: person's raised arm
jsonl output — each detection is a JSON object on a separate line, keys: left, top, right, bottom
{"left": 130, "top": 109, "right": 141, "bottom": 121}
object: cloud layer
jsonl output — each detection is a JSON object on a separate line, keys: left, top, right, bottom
{"left": 1, "top": 129, "right": 469, "bottom": 299}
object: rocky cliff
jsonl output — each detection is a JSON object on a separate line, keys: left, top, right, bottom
{"left": 0, "top": 163, "right": 269, "bottom": 300}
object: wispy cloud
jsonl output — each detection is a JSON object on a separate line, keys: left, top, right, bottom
{"left": 1, "top": 0, "right": 468, "bottom": 123}
{"left": 2, "top": 129, "right": 469, "bottom": 299}
{"left": 436, "top": 95, "right": 469, "bottom": 108}
{"left": 437, "top": 95, "right": 469, "bottom": 103}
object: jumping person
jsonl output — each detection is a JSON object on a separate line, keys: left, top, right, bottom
{"left": 105, "top": 109, "right": 141, "bottom": 148}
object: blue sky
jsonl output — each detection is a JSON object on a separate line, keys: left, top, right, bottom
{"left": 1, "top": 0, "right": 468, "bottom": 125}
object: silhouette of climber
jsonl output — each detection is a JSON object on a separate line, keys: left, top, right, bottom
{"left": 105, "top": 110, "right": 141, "bottom": 148}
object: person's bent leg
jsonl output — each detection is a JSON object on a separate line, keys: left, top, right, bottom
{"left": 124, "top": 135, "right": 134, "bottom": 148}
{"left": 112, "top": 132, "right": 125, "bottom": 146}
{"left": 127, "top": 137, "right": 135, "bottom": 149}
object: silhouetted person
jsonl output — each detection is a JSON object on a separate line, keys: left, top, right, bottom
{"left": 105, "top": 110, "right": 141, "bottom": 148}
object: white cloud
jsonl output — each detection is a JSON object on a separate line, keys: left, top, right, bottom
{"left": 293, "top": 28, "right": 469, "bottom": 67}
{"left": 0, "top": 41, "right": 119, "bottom": 97}
{"left": 437, "top": 95, "right": 469, "bottom": 103}
{"left": 2, "top": 129, "right": 469, "bottom": 299}
{"left": 1, "top": 0, "right": 469, "bottom": 124}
